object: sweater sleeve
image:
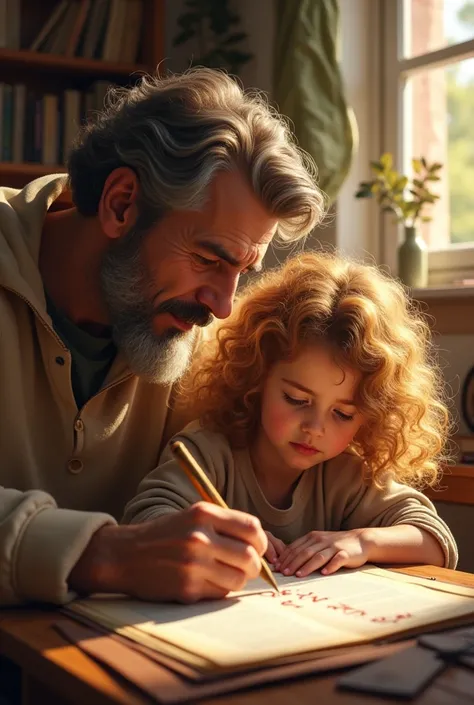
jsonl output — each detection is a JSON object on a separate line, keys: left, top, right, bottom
{"left": 122, "top": 422, "right": 230, "bottom": 524}
{"left": 0, "top": 486, "right": 115, "bottom": 606}
{"left": 332, "top": 456, "right": 458, "bottom": 569}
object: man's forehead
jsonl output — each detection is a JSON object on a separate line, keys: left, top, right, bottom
{"left": 204, "top": 171, "right": 279, "bottom": 242}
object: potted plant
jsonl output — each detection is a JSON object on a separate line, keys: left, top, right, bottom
{"left": 355, "top": 153, "right": 442, "bottom": 288}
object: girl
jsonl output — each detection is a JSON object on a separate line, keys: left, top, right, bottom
{"left": 123, "top": 252, "right": 457, "bottom": 575}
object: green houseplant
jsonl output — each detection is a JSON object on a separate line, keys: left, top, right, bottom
{"left": 173, "top": 0, "right": 253, "bottom": 75}
{"left": 355, "top": 153, "right": 442, "bottom": 287}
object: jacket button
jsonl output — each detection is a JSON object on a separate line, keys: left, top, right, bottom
{"left": 74, "top": 419, "right": 84, "bottom": 431}
{"left": 68, "top": 458, "right": 83, "bottom": 474}
{"left": 55, "top": 356, "right": 65, "bottom": 366}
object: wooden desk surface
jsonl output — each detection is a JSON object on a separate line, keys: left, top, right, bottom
{"left": 0, "top": 565, "right": 473, "bottom": 705}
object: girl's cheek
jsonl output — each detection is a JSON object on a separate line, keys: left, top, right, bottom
{"left": 263, "top": 402, "right": 293, "bottom": 436}
{"left": 334, "top": 424, "right": 361, "bottom": 453}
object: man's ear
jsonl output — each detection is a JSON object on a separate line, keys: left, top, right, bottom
{"left": 98, "top": 167, "right": 140, "bottom": 240}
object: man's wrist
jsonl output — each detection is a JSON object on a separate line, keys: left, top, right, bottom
{"left": 68, "top": 523, "right": 136, "bottom": 595}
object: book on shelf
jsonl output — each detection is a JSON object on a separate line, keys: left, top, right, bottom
{"left": 0, "top": 0, "right": 21, "bottom": 50}
{"left": 27, "top": 0, "right": 145, "bottom": 64}
{"left": 0, "top": 80, "right": 115, "bottom": 167}
{"left": 11, "top": 84, "right": 26, "bottom": 164}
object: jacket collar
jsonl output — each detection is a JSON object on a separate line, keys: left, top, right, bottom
{"left": 0, "top": 174, "right": 69, "bottom": 316}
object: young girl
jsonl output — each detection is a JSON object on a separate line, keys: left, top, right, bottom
{"left": 123, "top": 252, "right": 457, "bottom": 575}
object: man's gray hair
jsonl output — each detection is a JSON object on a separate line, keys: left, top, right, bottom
{"left": 68, "top": 68, "right": 325, "bottom": 241}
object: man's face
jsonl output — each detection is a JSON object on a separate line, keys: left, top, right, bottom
{"left": 101, "top": 171, "right": 278, "bottom": 384}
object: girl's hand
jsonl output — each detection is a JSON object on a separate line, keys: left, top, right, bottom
{"left": 275, "top": 529, "right": 370, "bottom": 577}
{"left": 264, "top": 531, "right": 286, "bottom": 565}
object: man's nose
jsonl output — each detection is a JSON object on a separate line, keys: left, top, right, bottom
{"left": 196, "top": 273, "right": 240, "bottom": 320}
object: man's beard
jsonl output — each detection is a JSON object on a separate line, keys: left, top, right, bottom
{"left": 100, "top": 227, "right": 212, "bottom": 385}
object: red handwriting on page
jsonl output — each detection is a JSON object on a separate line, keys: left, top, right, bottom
{"left": 257, "top": 587, "right": 413, "bottom": 623}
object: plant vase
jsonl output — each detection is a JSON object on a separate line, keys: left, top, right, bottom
{"left": 397, "top": 226, "right": 428, "bottom": 288}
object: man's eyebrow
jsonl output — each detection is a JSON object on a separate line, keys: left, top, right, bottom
{"left": 197, "top": 240, "right": 262, "bottom": 273}
{"left": 282, "top": 378, "right": 355, "bottom": 405}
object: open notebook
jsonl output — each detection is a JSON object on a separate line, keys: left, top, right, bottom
{"left": 64, "top": 566, "right": 474, "bottom": 674}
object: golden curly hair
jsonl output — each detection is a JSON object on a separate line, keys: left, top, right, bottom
{"left": 179, "top": 252, "right": 451, "bottom": 489}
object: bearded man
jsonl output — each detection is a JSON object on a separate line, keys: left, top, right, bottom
{"left": 0, "top": 68, "right": 324, "bottom": 606}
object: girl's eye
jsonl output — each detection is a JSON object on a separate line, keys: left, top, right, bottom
{"left": 283, "top": 392, "right": 307, "bottom": 406}
{"left": 195, "top": 254, "right": 219, "bottom": 266}
{"left": 335, "top": 410, "right": 354, "bottom": 422}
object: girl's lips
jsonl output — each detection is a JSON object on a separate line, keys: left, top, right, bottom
{"left": 290, "top": 442, "right": 320, "bottom": 456}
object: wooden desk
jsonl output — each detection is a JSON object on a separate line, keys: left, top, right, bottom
{"left": 0, "top": 565, "right": 473, "bottom": 705}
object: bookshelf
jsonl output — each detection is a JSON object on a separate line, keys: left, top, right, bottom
{"left": 0, "top": 0, "right": 164, "bottom": 191}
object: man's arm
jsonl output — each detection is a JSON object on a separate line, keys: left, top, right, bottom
{"left": 0, "top": 486, "right": 266, "bottom": 606}
{"left": 0, "top": 486, "right": 114, "bottom": 605}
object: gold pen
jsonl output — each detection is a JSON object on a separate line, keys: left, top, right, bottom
{"left": 170, "top": 440, "right": 280, "bottom": 593}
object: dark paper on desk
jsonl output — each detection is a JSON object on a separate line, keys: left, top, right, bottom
{"left": 55, "top": 618, "right": 413, "bottom": 704}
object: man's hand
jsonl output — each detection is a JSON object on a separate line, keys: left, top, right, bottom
{"left": 264, "top": 531, "right": 286, "bottom": 565}
{"left": 275, "top": 529, "right": 370, "bottom": 577}
{"left": 68, "top": 503, "right": 268, "bottom": 602}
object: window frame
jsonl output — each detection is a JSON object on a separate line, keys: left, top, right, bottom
{"left": 381, "top": 0, "right": 474, "bottom": 284}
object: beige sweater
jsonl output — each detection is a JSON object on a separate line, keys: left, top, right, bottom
{"left": 123, "top": 422, "right": 458, "bottom": 569}
{"left": 0, "top": 176, "right": 187, "bottom": 605}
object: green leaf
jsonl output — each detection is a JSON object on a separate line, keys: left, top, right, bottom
{"left": 421, "top": 216, "right": 432, "bottom": 222}
{"left": 429, "top": 162, "right": 443, "bottom": 172}
{"left": 177, "top": 11, "right": 200, "bottom": 28}
{"left": 426, "top": 174, "right": 441, "bottom": 181}
{"left": 395, "top": 175, "right": 408, "bottom": 190}
{"left": 412, "top": 158, "right": 423, "bottom": 174}
{"left": 421, "top": 157, "right": 427, "bottom": 168}
{"left": 380, "top": 152, "right": 393, "bottom": 170}
{"left": 219, "top": 49, "right": 253, "bottom": 64}
{"left": 222, "top": 32, "right": 247, "bottom": 44}
{"left": 370, "top": 161, "right": 384, "bottom": 173}
{"left": 173, "top": 28, "right": 196, "bottom": 45}
{"left": 355, "top": 189, "right": 372, "bottom": 198}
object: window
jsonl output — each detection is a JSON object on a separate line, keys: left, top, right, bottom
{"left": 382, "top": 0, "right": 474, "bottom": 284}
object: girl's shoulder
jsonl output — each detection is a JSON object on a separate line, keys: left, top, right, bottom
{"left": 172, "top": 420, "right": 235, "bottom": 465}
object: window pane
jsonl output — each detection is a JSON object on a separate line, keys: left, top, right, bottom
{"left": 405, "top": 57, "right": 474, "bottom": 247}
{"left": 406, "top": 0, "right": 474, "bottom": 58}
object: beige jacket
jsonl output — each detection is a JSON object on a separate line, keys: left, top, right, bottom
{"left": 123, "top": 422, "right": 458, "bottom": 569}
{"left": 0, "top": 175, "right": 185, "bottom": 605}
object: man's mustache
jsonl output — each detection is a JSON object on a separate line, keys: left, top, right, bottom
{"left": 154, "top": 299, "right": 213, "bottom": 328}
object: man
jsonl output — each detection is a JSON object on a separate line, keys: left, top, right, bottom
{"left": 0, "top": 68, "right": 324, "bottom": 606}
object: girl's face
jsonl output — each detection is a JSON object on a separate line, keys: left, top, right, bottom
{"left": 255, "top": 343, "right": 364, "bottom": 473}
